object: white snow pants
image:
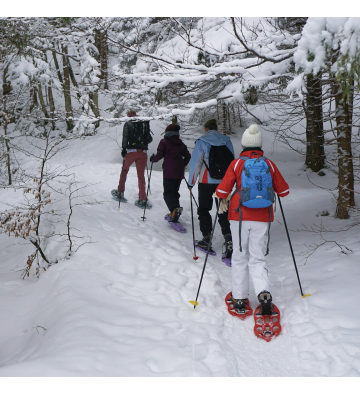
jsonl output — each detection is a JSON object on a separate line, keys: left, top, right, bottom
{"left": 230, "top": 220, "right": 271, "bottom": 299}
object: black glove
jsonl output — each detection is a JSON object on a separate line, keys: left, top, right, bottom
{"left": 121, "top": 148, "right": 127, "bottom": 158}
{"left": 150, "top": 154, "right": 155, "bottom": 162}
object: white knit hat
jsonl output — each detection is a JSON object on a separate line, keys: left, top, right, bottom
{"left": 241, "top": 124, "right": 262, "bottom": 148}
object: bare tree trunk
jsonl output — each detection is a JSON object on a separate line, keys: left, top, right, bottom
{"left": 3, "top": 121, "right": 11, "bottom": 185}
{"left": 333, "top": 78, "right": 355, "bottom": 219}
{"left": 48, "top": 84, "right": 55, "bottom": 129}
{"left": 52, "top": 49, "right": 64, "bottom": 85}
{"left": 305, "top": 72, "right": 325, "bottom": 172}
{"left": 64, "top": 54, "right": 82, "bottom": 101}
{"left": 37, "top": 84, "right": 49, "bottom": 121}
{"left": 62, "top": 45, "right": 73, "bottom": 131}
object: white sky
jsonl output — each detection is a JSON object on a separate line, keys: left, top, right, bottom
{"left": 1, "top": 1, "right": 353, "bottom": 18}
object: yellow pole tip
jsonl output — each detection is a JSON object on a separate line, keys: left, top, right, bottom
{"left": 302, "top": 294, "right": 311, "bottom": 298}
{"left": 189, "top": 300, "right": 199, "bottom": 306}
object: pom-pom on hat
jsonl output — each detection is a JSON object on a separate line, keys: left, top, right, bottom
{"left": 165, "top": 124, "right": 180, "bottom": 132}
{"left": 241, "top": 124, "right": 262, "bottom": 148}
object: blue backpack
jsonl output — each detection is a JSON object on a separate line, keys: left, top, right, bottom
{"left": 234, "top": 156, "right": 275, "bottom": 255}
{"left": 239, "top": 156, "right": 274, "bottom": 208}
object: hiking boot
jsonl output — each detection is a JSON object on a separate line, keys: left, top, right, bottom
{"left": 231, "top": 294, "right": 248, "bottom": 311}
{"left": 258, "top": 290, "right": 273, "bottom": 315}
{"left": 224, "top": 234, "right": 233, "bottom": 259}
{"left": 134, "top": 199, "right": 152, "bottom": 209}
{"left": 111, "top": 189, "right": 127, "bottom": 203}
{"left": 196, "top": 235, "right": 212, "bottom": 250}
{"left": 169, "top": 207, "right": 183, "bottom": 223}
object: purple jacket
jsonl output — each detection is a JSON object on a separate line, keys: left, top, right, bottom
{"left": 152, "top": 136, "right": 191, "bottom": 179}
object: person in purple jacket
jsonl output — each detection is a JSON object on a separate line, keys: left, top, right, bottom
{"left": 150, "top": 124, "right": 191, "bottom": 223}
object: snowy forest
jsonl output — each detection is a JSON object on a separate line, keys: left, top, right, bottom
{"left": 1, "top": 16, "right": 360, "bottom": 379}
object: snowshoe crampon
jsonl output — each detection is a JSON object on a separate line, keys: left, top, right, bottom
{"left": 222, "top": 253, "right": 231, "bottom": 267}
{"left": 253, "top": 303, "right": 281, "bottom": 342}
{"left": 111, "top": 189, "right": 127, "bottom": 203}
{"left": 134, "top": 199, "right": 152, "bottom": 209}
{"left": 164, "top": 214, "right": 186, "bottom": 233}
{"left": 225, "top": 292, "right": 252, "bottom": 320}
{"left": 195, "top": 240, "right": 216, "bottom": 256}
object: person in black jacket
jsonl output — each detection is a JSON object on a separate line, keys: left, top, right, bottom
{"left": 112, "top": 110, "right": 153, "bottom": 209}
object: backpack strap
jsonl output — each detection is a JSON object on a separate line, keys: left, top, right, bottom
{"left": 203, "top": 159, "right": 210, "bottom": 173}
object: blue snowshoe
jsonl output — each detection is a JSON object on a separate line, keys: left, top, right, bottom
{"left": 111, "top": 189, "right": 127, "bottom": 203}
{"left": 134, "top": 199, "right": 152, "bottom": 209}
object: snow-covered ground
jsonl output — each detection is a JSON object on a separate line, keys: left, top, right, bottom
{"left": 1, "top": 121, "right": 360, "bottom": 379}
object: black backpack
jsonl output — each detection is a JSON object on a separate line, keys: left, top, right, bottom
{"left": 204, "top": 145, "right": 234, "bottom": 179}
{"left": 127, "top": 121, "right": 151, "bottom": 149}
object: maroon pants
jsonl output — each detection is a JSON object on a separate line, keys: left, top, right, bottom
{"left": 118, "top": 150, "right": 147, "bottom": 200}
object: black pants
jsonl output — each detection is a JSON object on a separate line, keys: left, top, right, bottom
{"left": 163, "top": 178, "right": 182, "bottom": 212}
{"left": 198, "top": 183, "right": 231, "bottom": 237}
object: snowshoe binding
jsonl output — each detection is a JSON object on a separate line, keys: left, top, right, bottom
{"left": 111, "top": 189, "right": 127, "bottom": 203}
{"left": 195, "top": 236, "right": 216, "bottom": 256}
{"left": 253, "top": 291, "right": 281, "bottom": 342}
{"left": 225, "top": 292, "right": 252, "bottom": 319}
{"left": 222, "top": 235, "right": 232, "bottom": 267}
{"left": 165, "top": 211, "right": 186, "bottom": 233}
{"left": 134, "top": 199, "right": 152, "bottom": 209}
{"left": 169, "top": 207, "right": 183, "bottom": 223}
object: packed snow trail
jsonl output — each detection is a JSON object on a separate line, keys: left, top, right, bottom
{"left": 1, "top": 125, "right": 360, "bottom": 376}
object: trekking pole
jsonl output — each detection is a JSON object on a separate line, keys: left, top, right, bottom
{"left": 189, "top": 188, "right": 198, "bottom": 261}
{"left": 141, "top": 161, "right": 153, "bottom": 221}
{"left": 189, "top": 201, "right": 220, "bottom": 308}
{"left": 277, "top": 195, "right": 311, "bottom": 298}
{"left": 183, "top": 177, "right": 199, "bottom": 209}
{"left": 118, "top": 158, "right": 125, "bottom": 211}
{"left": 146, "top": 164, "right": 151, "bottom": 195}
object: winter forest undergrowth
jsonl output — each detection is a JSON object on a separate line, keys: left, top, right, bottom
{"left": 1, "top": 16, "right": 360, "bottom": 379}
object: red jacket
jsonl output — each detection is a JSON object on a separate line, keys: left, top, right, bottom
{"left": 216, "top": 150, "right": 289, "bottom": 222}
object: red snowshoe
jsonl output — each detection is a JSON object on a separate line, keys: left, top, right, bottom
{"left": 225, "top": 292, "right": 253, "bottom": 320}
{"left": 253, "top": 303, "right": 281, "bottom": 342}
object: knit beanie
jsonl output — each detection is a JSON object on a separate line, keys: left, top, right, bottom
{"left": 241, "top": 124, "right": 262, "bottom": 148}
{"left": 204, "top": 119, "right": 218, "bottom": 130}
{"left": 127, "top": 110, "right": 137, "bottom": 117}
{"left": 165, "top": 124, "right": 180, "bottom": 132}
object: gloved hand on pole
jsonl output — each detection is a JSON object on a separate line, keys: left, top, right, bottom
{"left": 213, "top": 192, "right": 230, "bottom": 215}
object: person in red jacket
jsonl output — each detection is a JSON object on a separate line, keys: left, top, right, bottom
{"left": 150, "top": 124, "right": 191, "bottom": 222}
{"left": 215, "top": 124, "right": 289, "bottom": 314}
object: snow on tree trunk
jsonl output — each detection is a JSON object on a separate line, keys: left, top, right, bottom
{"left": 2, "top": 69, "right": 12, "bottom": 185}
{"left": 333, "top": 78, "right": 355, "bottom": 219}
